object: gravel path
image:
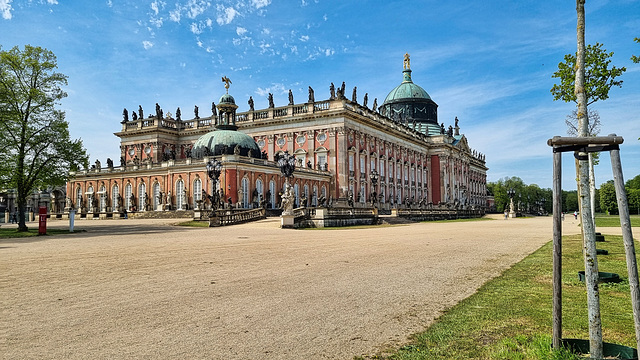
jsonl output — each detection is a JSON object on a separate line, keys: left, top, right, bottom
{"left": 2, "top": 215, "right": 627, "bottom": 359}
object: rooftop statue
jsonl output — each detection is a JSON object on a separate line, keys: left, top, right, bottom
{"left": 288, "top": 89, "right": 294, "bottom": 105}
{"left": 329, "top": 82, "right": 335, "bottom": 100}
{"left": 122, "top": 108, "right": 129, "bottom": 123}
{"left": 221, "top": 76, "right": 232, "bottom": 92}
{"left": 308, "top": 86, "right": 314, "bottom": 103}
{"left": 194, "top": 105, "right": 199, "bottom": 119}
{"left": 363, "top": 93, "right": 368, "bottom": 108}
{"left": 138, "top": 105, "right": 143, "bottom": 119}
{"left": 176, "top": 107, "right": 181, "bottom": 121}
{"left": 248, "top": 96, "right": 254, "bottom": 111}
{"left": 372, "top": 98, "right": 378, "bottom": 111}
{"left": 352, "top": 86, "right": 357, "bottom": 103}
{"left": 132, "top": 111, "right": 137, "bottom": 120}
{"left": 211, "top": 102, "right": 217, "bottom": 117}
{"left": 268, "top": 93, "right": 274, "bottom": 108}
{"left": 404, "top": 52, "right": 410, "bottom": 70}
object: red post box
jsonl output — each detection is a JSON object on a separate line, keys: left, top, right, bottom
{"left": 38, "top": 206, "right": 47, "bottom": 235}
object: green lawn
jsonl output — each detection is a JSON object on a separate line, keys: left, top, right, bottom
{"left": 362, "top": 233, "right": 638, "bottom": 359}
{"left": 0, "top": 228, "right": 84, "bottom": 238}
{"left": 595, "top": 214, "right": 640, "bottom": 227}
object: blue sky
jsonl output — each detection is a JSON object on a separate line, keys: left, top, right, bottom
{"left": 2, "top": 0, "right": 639, "bottom": 190}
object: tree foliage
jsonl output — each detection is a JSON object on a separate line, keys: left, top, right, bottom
{"left": 632, "top": 37, "right": 639, "bottom": 64}
{"left": 599, "top": 181, "right": 618, "bottom": 215}
{"left": 551, "top": 42, "right": 626, "bottom": 106}
{"left": 487, "top": 177, "right": 552, "bottom": 214}
{"left": 0, "top": 45, "right": 88, "bottom": 231}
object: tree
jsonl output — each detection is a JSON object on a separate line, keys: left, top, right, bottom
{"left": 0, "top": 45, "right": 88, "bottom": 231}
{"left": 551, "top": 42, "right": 626, "bottom": 106}
{"left": 599, "top": 180, "right": 618, "bottom": 215}
{"left": 632, "top": 37, "right": 639, "bottom": 64}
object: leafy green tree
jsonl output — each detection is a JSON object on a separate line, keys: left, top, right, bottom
{"left": 0, "top": 45, "right": 88, "bottom": 231}
{"left": 551, "top": 42, "right": 626, "bottom": 106}
{"left": 599, "top": 181, "right": 618, "bottom": 215}
{"left": 626, "top": 174, "right": 640, "bottom": 190}
{"left": 632, "top": 37, "right": 639, "bottom": 64}
{"left": 564, "top": 191, "right": 579, "bottom": 213}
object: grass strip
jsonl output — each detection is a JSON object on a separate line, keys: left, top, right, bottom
{"left": 0, "top": 228, "right": 85, "bottom": 238}
{"left": 360, "top": 233, "right": 638, "bottom": 359}
{"left": 595, "top": 214, "right": 640, "bottom": 227}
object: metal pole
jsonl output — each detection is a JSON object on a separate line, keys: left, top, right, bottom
{"left": 552, "top": 150, "right": 563, "bottom": 348}
{"left": 610, "top": 145, "right": 640, "bottom": 352}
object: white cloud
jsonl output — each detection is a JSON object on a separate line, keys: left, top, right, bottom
{"left": 196, "top": 38, "right": 203, "bottom": 47}
{"left": 216, "top": 5, "right": 238, "bottom": 25}
{"left": 323, "top": 14, "right": 327, "bottom": 21}
{"left": 190, "top": 22, "right": 203, "bottom": 34}
{"left": 187, "top": 0, "right": 209, "bottom": 19}
{"left": 169, "top": 8, "right": 181, "bottom": 22}
{"left": 142, "top": 40, "right": 154, "bottom": 49}
{"left": 261, "top": 27, "right": 270, "bottom": 35}
{"left": 106, "top": 0, "right": 112, "bottom": 7}
{"left": 47, "top": 0, "right": 58, "bottom": 4}
{"left": 251, "top": 0, "right": 271, "bottom": 9}
{"left": 151, "top": 1, "right": 161, "bottom": 15}
{"left": 299, "top": 35, "right": 309, "bottom": 42}
{"left": 1, "top": 0, "right": 13, "bottom": 20}
{"left": 236, "top": 26, "right": 247, "bottom": 36}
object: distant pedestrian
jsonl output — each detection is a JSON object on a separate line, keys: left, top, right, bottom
{"left": 123, "top": 208, "right": 128, "bottom": 219}
{"left": 561, "top": 212, "right": 565, "bottom": 221}
{"left": 573, "top": 210, "right": 578, "bottom": 220}
{"left": 504, "top": 210, "right": 508, "bottom": 220}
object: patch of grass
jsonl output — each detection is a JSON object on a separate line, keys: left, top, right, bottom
{"left": 0, "top": 228, "right": 85, "bottom": 238}
{"left": 595, "top": 214, "right": 640, "bottom": 227}
{"left": 367, "top": 233, "right": 638, "bottom": 359}
{"left": 176, "top": 220, "right": 210, "bottom": 227}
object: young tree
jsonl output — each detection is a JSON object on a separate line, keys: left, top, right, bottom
{"left": 0, "top": 45, "right": 88, "bottom": 231}
{"left": 599, "top": 181, "right": 618, "bottom": 215}
{"left": 551, "top": 42, "right": 626, "bottom": 106}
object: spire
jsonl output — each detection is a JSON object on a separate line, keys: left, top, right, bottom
{"left": 402, "top": 53, "right": 413, "bottom": 83}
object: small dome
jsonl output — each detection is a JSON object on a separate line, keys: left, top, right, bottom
{"left": 383, "top": 69, "right": 431, "bottom": 104}
{"left": 219, "top": 93, "right": 236, "bottom": 105}
{"left": 192, "top": 129, "right": 261, "bottom": 158}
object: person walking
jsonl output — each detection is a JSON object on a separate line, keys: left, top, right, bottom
{"left": 504, "top": 209, "right": 508, "bottom": 220}
{"left": 573, "top": 210, "right": 578, "bottom": 220}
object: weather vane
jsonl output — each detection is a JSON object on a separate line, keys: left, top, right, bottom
{"left": 221, "top": 76, "right": 232, "bottom": 93}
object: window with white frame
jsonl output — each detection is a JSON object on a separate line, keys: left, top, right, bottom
{"left": 112, "top": 184, "right": 119, "bottom": 211}
{"left": 138, "top": 182, "right": 146, "bottom": 211}
{"left": 125, "top": 183, "right": 132, "bottom": 210}
{"left": 256, "top": 179, "right": 263, "bottom": 204}
{"left": 76, "top": 187, "right": 82, "bottom": 210}
{"left": 241, "top": 177, "right": 249, "bottom": 208}
{"left": 153, "top": 182, "right": 160, "bottom": 210}
{"left": 193, "top": 178, "right": 202, "bottom": 208}
{"left": 269, "top": 180, "right": 276, "bottom": 209}
{"left": 99, "top": 185, "right": 106, "bottom": 211}
{"left": 87, "top": 186, "right": 94, "bottom": 209}
{"left": 175, "top": 180, "right": 184, "bottom": 210}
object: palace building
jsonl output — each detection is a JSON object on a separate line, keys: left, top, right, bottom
{"left": 65, "top": 55, "right": 487, "bottom": 218}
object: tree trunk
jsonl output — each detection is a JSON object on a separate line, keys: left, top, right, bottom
{"left": 576, "top": 0, "right": 603, "bottom": 357}
{"left": 589, "top": 153, "right": 596, "bottom": 223}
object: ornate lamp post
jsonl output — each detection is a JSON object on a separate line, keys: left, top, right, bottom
{"left": 277, "top": 151, "right": 296, "bottom": 215}
{"left": 507, "top": 188, "right": 516, "bottom": 218}
{"left": 369, "top": 170, "right": 379, "bottom": 207}
{"left": 206, "top": 159, "right": 223, "bottom": 211}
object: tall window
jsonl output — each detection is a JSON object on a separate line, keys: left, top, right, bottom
{"left": 125, "top": 183, "right": 132, "bottom": 210}
{"left": 269, "top": 180, "right": 276, "bottom": 209}
{"left": 112, "top": 184, "right": 119, "bottom": 211}
{"left": 349, "top": 153, "right": 354, "bottom": 172}
{"left": 294, "top": 183, "right": 299, "bottom": 208}
{"left": 380, "top": 159, "right": 385, "bottom": 177}
{"left": 241, "top": 177, "right": 249, "bottom": 208}
{"left": 99, "top": 185, "right": 106, "bottom": 211}
{"left": 396, "top": 163, "right": 401, "bottom": 180}
{"left": 256, "top": 179, "right": 264, "bottom": 204}
{"left": 193, "top": 178, "right": 202, "bottom": 208}
{"left": 176, "top": 180, "right": 184, "bottom": 210}
{"left": 360, "top": 183, "right": 365, "bottom": 203}
{"left": 380, "top": 187, "right": 385, "bottom": 203}
{"left": 316, "top": 152, "right": 327, "bottom": 169}
{"left": 87, "top": 186, "right": 94, "bottom": 210}
{"left": 321, "top": 186, "right": 326, "bottom": 198}
{"left": 138, "top": 182, "right": 146, "bottom": 211}
{"left": 303, "top": 184, "right": 309, "bottom": 206}
{"left": 360, "top": 155, "right": 365, "bottom": 174}
{"left": 76, "top": 187, "right": 82, "bottom": 210}
{"left": 153, "top": 182, "right": 160, "bottom": 210}
{"left": 312, "top": 185, "right": 318, "bottom": 206}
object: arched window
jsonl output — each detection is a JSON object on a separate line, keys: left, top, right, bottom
{"left": 76, "top": 186, "right": 82, "bottom": 210}
{"left": 138, "top": 182, "right": 146, "bottom": 211}
{"left": 241, "top": 177, "right": 249, "bottom": 208}
{"left": 99, "top": 185, "right": 106, "bottom": 212}
{"left": 312, "top": 185, "right": 318, "bottom": 206}
{"left": 112, "top": 184, "right": 119, "bottom": 211}
{"left": 269, "top": 180, "right": 276, "bottom": 209}
{"left": 176, "top": 179, "right": 184, "bottom": 210}
{"left": 193, "top": 178, "right": 202, "bottom": 208}
{"left": 360, "top": 183, "right": 365, "bottom": 203}
{"left": 303, "top": 184, "right": 309, "bottom": 207}
{"left": 87, "top": 186, "right": 94, "bottom": 210}
{"left": 293, "top": 183, "right": 299, "bottom": 208}
{"left": 256, "top": 179, "right": 264, "bottom": 204}
{"left": 321, "top": 186, "right": 326, "bottom": 198}
{"left": 153, "top": 182, "right": 160, "bottom": 211}
{"left": 125, "top": 183, "right": 132, "bottom": 210}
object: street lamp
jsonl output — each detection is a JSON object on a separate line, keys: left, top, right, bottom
{"left": 369, "top": 170, "right": 379, "bottom": 207}
{"left": 507, "top": 188, "right": 516, "bottom": 217}
{"left": 206, "top": 159, "right": 222, "bottom": 210}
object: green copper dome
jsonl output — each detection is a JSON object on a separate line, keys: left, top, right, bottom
{"left": 219, "top": 93, "right": 236, "bottom": 105}
{"left": 383, "top": 69, "right": 431, "bottom": 104}
{"left": 192, "top": 129, "right": 260, "bottom": 158}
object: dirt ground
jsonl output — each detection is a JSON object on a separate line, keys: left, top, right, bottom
{"left": 1, "top": 215, "right": 633, "bottom": 359}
